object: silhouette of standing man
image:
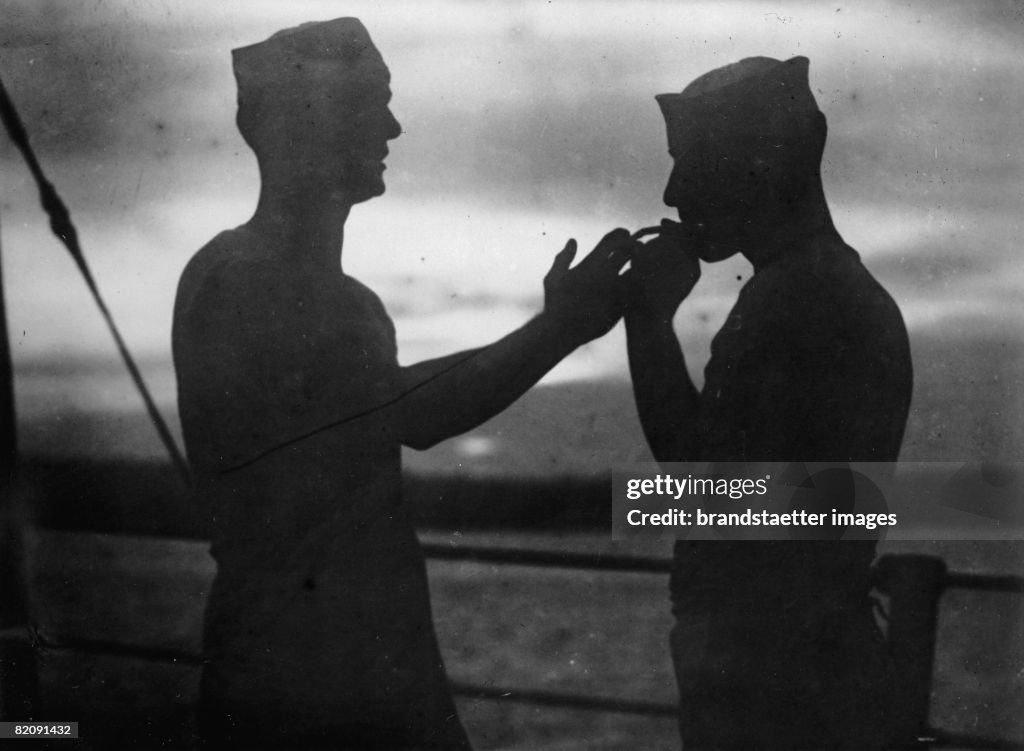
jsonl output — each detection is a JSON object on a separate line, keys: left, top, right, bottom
{"left": 626, "top": 58, "right": 912, "bottom": 749}
{"left": 172, "top": 18, "right": 632, "bottom": 750}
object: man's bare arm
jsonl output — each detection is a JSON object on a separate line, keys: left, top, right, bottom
{"left": 395, "top": 230, "right": 634, "bottom": 450}
{"left": 624, "top": 228, "right": 703, "bottom": 463}
{"left": 395, "top": 315, "right": 584, "bottom": 450}
{"left": 626, "top": 308, "right": 699, "bottom": 462}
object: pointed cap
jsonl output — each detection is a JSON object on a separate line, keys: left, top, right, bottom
{"left": 656, "top": 56, "right": 819, "bottom": 149}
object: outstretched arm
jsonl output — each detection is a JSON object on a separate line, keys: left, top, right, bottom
{"left": 395, "top": 230, "right": 634, "bottom": 450}
{"left": 625, "top": 225, "right": 703, "bottom": 462}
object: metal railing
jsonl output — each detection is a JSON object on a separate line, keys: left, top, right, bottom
{"left": 4, "top": 539, "right": 1023, "bottom": 749}
{"left": 420, "top": 542, "right": 1024, "bottom": 749}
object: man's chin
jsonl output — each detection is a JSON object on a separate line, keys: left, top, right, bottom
{"left": 335, "top": 179, "right": 386, "bottom": 205}
{"left": 355, "top": 183, "right": 387, "bottom": 203}
{"left": 695, "top": 240, "right": 741, "bottom": 264}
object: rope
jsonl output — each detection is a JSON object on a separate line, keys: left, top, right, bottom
{"left": 0, "top": 75, "right": 192, "bottom": 487}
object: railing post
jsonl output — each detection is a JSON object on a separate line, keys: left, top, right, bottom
{"left": 876, "top": 554, "right": 947, "bottom": 747}
{"left": 0, "top": 209, "right": 37, "bottom": 721}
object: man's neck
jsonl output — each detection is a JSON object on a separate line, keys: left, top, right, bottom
{"left": 248, "top": 173, "right": 354, "bottom": 273}
{"left": 742, "top": 189, "right": 837, "bottom": 272}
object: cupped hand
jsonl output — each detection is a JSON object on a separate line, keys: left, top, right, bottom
{"left": 627, "top": 220, "right": 701, "bottom": 322}
{"left": 543, "top": 228, "right": 635, "bottom": 344}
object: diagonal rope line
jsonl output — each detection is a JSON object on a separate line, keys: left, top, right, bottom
{"left": 0, "top": 75, "right": 192, "bottom": 488}
{"left": 222, "top": 346, "right": 483, "bottom": 474}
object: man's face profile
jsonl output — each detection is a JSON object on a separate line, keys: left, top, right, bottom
{"left": 233, "top": 17, "right": 402, "bottom": 205}
{"left": 656, "top": 56, "right": 823, "bottom": 263}
{"left": 314, "top": 64, "right": 402, "bottom": 203}
{"left": 662, "top": 128, "right": 771, "bottom": 262}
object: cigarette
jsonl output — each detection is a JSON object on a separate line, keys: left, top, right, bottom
{"left": 631, "top": 226, "right": 663, "bottom": 240}
{"left": 631, "top": 220, "right": 683, "bottom": 241}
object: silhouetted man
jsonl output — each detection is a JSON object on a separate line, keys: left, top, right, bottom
{"left": 172, "top": 18, "right": 632, "bottom": 750}
{"left": 626, "top": 57, "right": 912, "bottom": 749}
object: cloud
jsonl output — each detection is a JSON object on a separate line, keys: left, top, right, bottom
{"left": 0, "top": 0, "right": 1016, "bottom": 269}
{"left": 2, "top": 1, "right": 1021, "bottom": 370}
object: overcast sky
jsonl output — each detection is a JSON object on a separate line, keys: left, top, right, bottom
{"left": 1, "top": 0, "right": 1021, "bottom": 460}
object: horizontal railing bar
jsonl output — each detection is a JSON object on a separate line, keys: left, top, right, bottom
{"left": 0, "top": 630, "right": 202, "bottom": 666}
{"left": 421, "top": 544, "right": 1024, "bottom": 598}
{"left": 943, "top": 572, "right": 1024, "bottom": 593}
{"left": 3, "top": 630, "right": 677, "bottom": 718}
{"left": 925, "top": 729, "right": 1024, "bottom": 750}
{"left": 8, "top": 632, "right": 1024, "bottom": 748}
{"left": 419, "top": 543, "right": 673, "bottom": 573}
{"left": 450, "top": 684, "right": 1024, "bottom": 749}
{"left": 449, "top": 681, "right": 676, "bottom": 717}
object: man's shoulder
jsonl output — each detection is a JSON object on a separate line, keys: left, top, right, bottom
{"left": 755, "top": 244, "right": 902, "bottom": 323}
{"left": 174, "top": 231, "right": 275, "bottom": 340}
{"left": 178, "top": 229, "right": 276, "bottom": 301}
{"left": 727, "top": 242, "right": 909, "bottom": 365}
{"left": 181, "top": 228, "right": 272, "bottom": 284}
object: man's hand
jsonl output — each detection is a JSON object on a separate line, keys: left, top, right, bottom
{"left": 628, "top": 220, "right": 701, "bottom": 323}
{"left": 542, "top": 229, "right": 634, "bottom": 345}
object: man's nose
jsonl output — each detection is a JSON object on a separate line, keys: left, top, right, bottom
{"left": 663, "top": 164, "right": 684, "bottom": 208}
{"left": 385, "top": 109, "right": 402, "bottom": 140}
